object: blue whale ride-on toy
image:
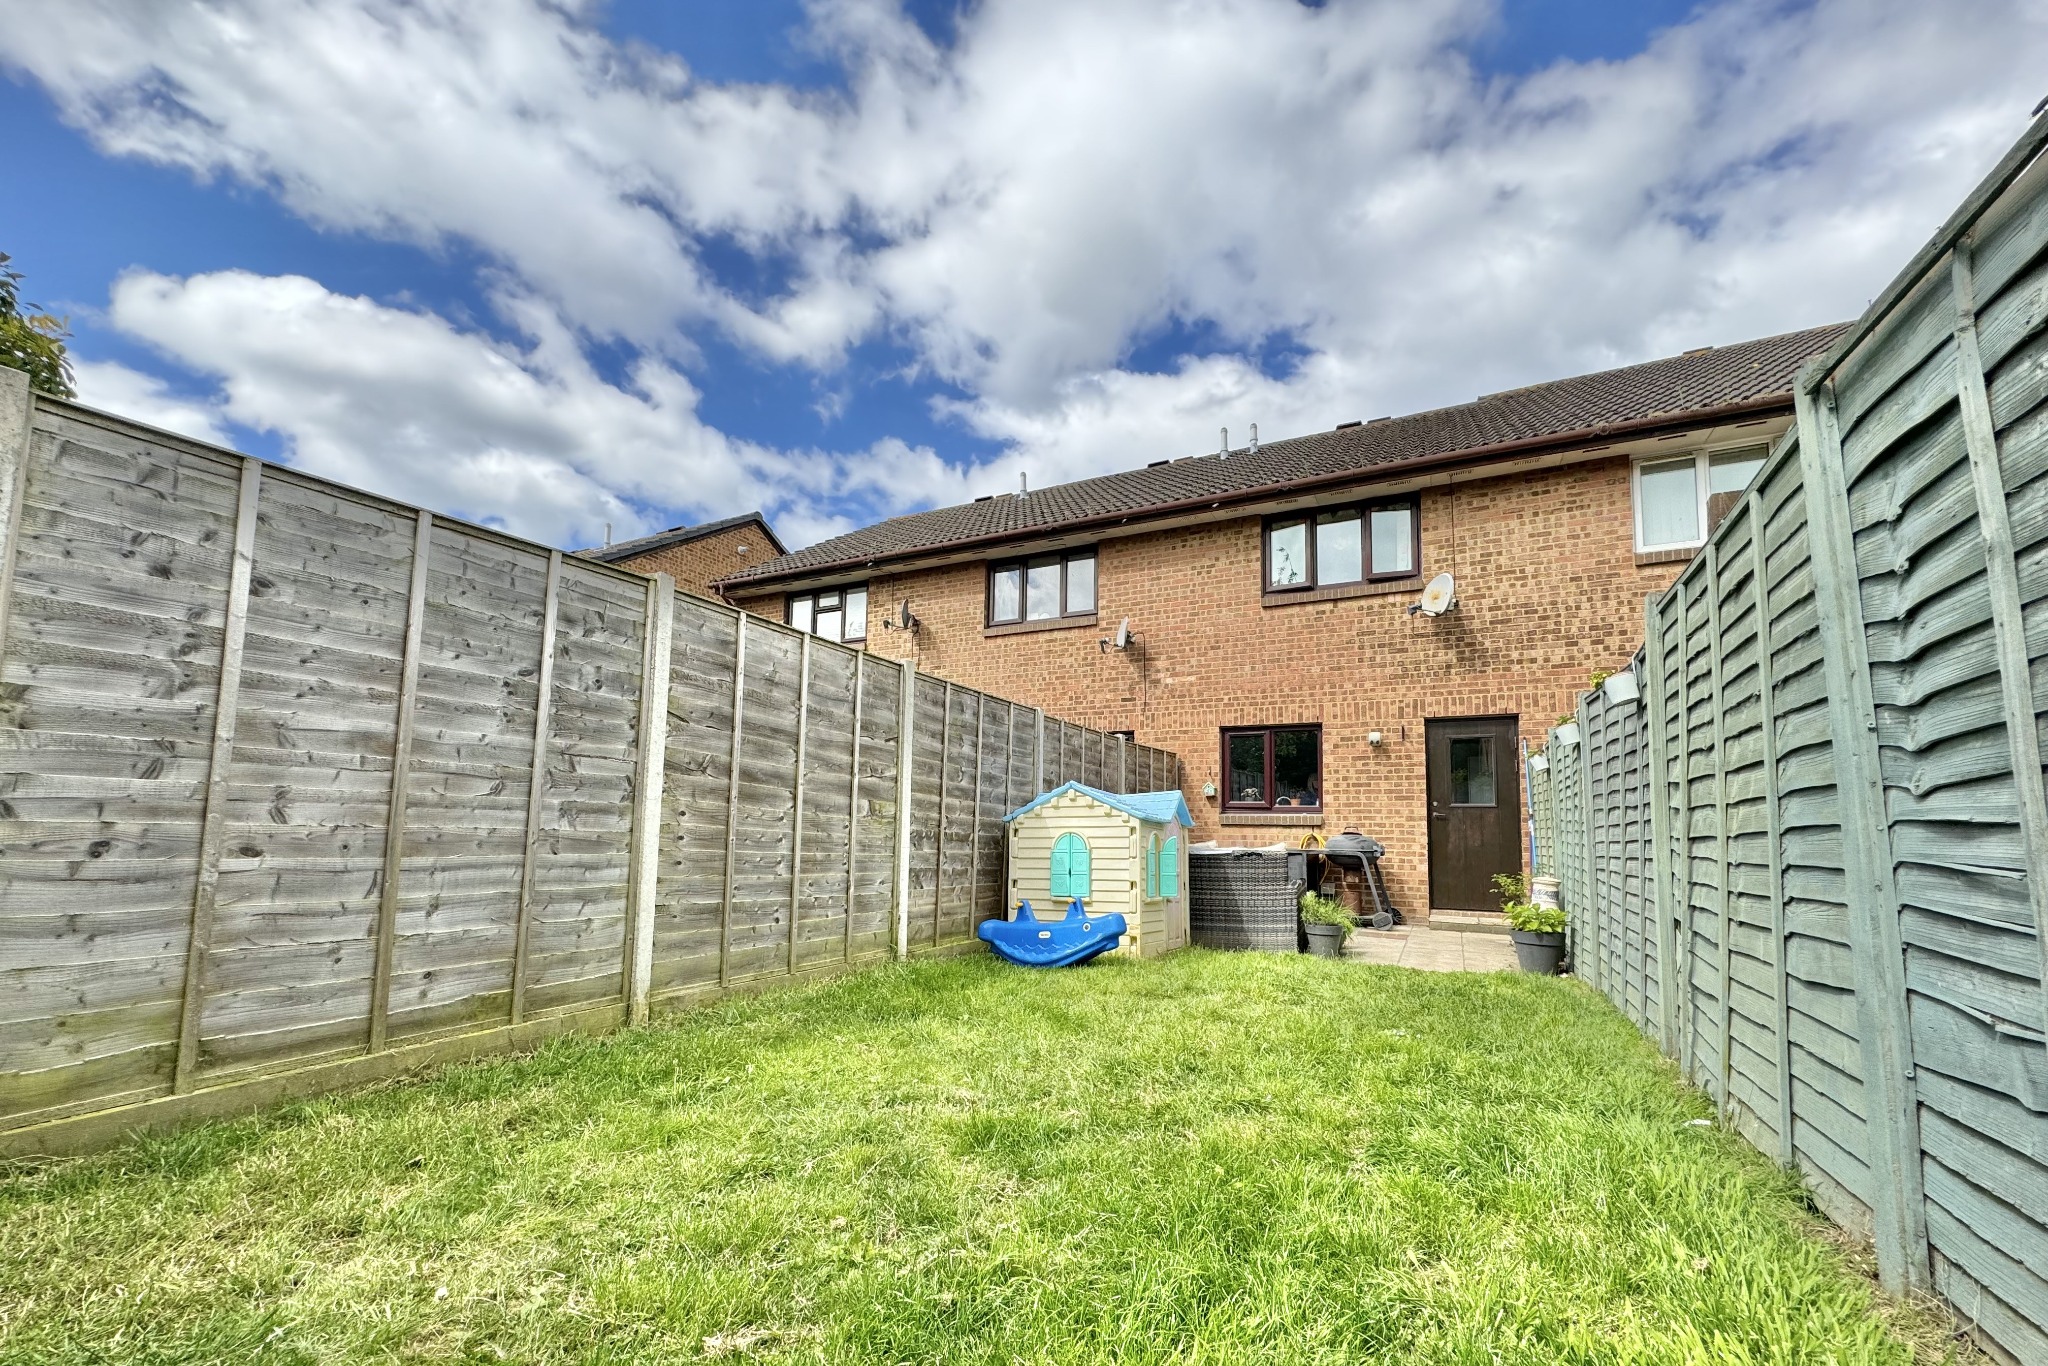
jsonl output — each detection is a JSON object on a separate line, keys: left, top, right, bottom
{"left": 977, "top": 900, "right": 1127, "bottom": 967}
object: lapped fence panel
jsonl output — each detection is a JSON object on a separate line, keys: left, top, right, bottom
{"left": 1542, "top": 111, "right": 2048, "bottom": 1365}
{"left": 0, "top": 383, "right": 1178, "bottom": 1153}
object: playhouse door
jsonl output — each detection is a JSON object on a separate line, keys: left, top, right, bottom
{"left": 1425, "top": 716, "right": 1522, "bottom": 912}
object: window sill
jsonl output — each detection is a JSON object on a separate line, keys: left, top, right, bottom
{"left": 1634, "top": 547, "right": 1699, "bottom": 567}
{"left": 1221, "top": 811, "right": 1325, "bottom": 827}
{"left": 983, "top": 613, "right": 1097, "bottom": 638}
{"left": 1262, "top": 576, "right": 1422, "bottom": 609}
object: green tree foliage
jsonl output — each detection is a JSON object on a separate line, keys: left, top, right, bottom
{"left": 0, "top": 251, "right": 77, "bottom": 399}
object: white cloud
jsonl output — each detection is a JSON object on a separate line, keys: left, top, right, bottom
{"left": 100, "top": 268, "right": 938, "bottom": 548}
{"left": 70, "top": 359, "right": 231, "bottom": 448}
{"left": 4, "top": 0, "right": 2045, "bottom": 544}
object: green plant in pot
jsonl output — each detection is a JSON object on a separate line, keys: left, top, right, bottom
{"left": 1298, "top": 892, "right": 1353, "bottom": 959}
{"left": 1494, "top": 872, "right": 1566, "bottom": 975}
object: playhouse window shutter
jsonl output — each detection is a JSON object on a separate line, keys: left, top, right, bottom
{"left": 1161, "top": 837, "right": 1180, "bottom": 897}
{"left": 1146, "top": 836, "right": 1159, "bottom": 898}
{"left": 1050, "top": 832, "right": 1091, "bottom": 900}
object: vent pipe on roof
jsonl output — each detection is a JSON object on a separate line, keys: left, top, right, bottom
{"left": 1020, "top": 470, "right": 1028, "bottom": 495}
{"left": 603, "top": 521, "right": 612, "bottom": 548}
{"left": 1249, "top": 423, "right": 1259, "bottom": 454}
{"left": 1219, "top": 426, "right": 1229, "bottom": 457}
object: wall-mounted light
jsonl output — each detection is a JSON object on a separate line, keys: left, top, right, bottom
{"left": 1367, "top": 731, "right": 1384, "bottom": 747}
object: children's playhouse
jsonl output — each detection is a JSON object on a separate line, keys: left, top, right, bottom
{"left": 1001, "top": 782, "right": 1192, "bottom": 958}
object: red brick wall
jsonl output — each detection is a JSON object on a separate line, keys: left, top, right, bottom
{"left": 607, "top": 520, "right": 777, "bottom": 599}
{"left": 733, "top": 456, "right": 1685, "bottom": 922}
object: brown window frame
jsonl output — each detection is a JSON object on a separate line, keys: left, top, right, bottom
{"left": 985, "top": 547, "right": 1097, "bottom": 626}
{"left": 787, "top": 584, "right": 867, "bottom": 642}
{"left": 1220, "top": 725, "right": 1323, "bottom": 813}
{"left": 1262, "top": 497, "right": 1419, "bottom": 594}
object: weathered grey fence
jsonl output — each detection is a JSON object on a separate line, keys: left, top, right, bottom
{"left": 0, "top": 379, "right": 1179, "bottom": 1155}
{"left": 1530, "top": 110, "right": 2048, "bottom": 1366}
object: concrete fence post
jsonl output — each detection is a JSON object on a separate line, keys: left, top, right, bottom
{"left": 625, "top": 574, "right": 674, "bottom": 1024}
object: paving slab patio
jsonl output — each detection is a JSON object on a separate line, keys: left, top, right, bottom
{"left": 1344, "top": 925, "right": 1518, "bottom": 972}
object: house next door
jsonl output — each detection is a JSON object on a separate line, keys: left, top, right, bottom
{"left": 1425, "top": 716, "right": 1522, "bottom": 912}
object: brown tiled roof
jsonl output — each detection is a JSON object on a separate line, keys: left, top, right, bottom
{"left": 579, "top": 510, "right": 785, "bottom": 564}
{"left": 721, "top": 323, "right": 1845, "bottom": 587}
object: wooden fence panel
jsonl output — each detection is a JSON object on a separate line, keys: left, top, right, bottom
{"left": 519, "top": 562, "right": 645, "bottom": 1014}
{"left": 654, "top": 596, "right": 739, "bottom": 995}
{"left": 850, "top": 658, "right": 900, "bottom": 960}
{"left": 727, "top": 622, "right": 800, "bottom": 981}
{"left": 0, "top": 393, "right": 1179, "bottom": 1154}
{"left": 794, "top": 645, "right": 856, "bottom": 970}
{"left": 199, "top": 471, "right": 412, "bottom": 1075}
{"left": 0, "top": 415, "right": 240, "bottom": 1121}
{"left": 386, "top": 523, "right": 551, "bottom": 1042}
{"left": 1539, "top": 108, "right": 2048, "bottom": 1363}
{"left": 905, "top": 676, "right": 947, "bottom": 950}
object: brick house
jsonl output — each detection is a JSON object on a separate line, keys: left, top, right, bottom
{"left": 715, "top": 325, "right": 1845, "bottom": 921}
{"left": 581, "top": 511, "right": 785, "bottom": 598}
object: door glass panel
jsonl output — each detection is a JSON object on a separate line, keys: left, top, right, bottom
{"left": 1370, "top": 506, "right": 1415, "bottom": 576}
{"left": 1314, "top": 513, "right": 1362, "bottom": 584}
{"left": 991, "top": 567, "right": 1022, "bottom": 623}
{"left": 1026, "top": 557, "right": 1061, "bottom": 619}
{"left": 844, "top": 587, "right": 867, "bottom": 638}
{"left": 1273, "top": 728, "right": 1320, "bottom": 807}
{"left": 814, "top": 607, "right": 842, "bottom": 642}
{"left": 1638, "top": 456, "right": 1700, "bottom": 547}
{"left": 1268, "top": 521, "right": 1308, "bottom": 587}
{"left": 1449, "top": 736, "right": 1495, "bottom": 806}
{"left": 1065, "top": 554, "right": 1096, "bottom": 613}
{"left": 1227, "top": 732, "right": 1266, "bottom": 805}
{"left": 789, "top": 595, "right": 813, "bottom": 634}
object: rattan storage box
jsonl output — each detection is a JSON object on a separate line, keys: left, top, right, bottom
{"left": 1187, "top": 847, "right": 1302, "bottom": 952}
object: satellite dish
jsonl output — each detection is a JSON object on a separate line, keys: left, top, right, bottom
{"left": 1412, "top": 572, "right": 1457, "bottom": 618}
{"left": 896, "top": 599, "right": 917, "bottom": 630}
{"left": 1114, "top": 619, "right": 1132, "bottom": 650}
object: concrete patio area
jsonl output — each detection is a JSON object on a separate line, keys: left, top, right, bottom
{"left": 1344, "top": 925, "right": 1519, "bottom": 972}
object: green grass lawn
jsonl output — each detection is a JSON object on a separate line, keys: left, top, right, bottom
{"left": 0, "top": 952, "right": 1938, "bottom": 1364}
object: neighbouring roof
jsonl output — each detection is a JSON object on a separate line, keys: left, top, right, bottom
{"left": 1006, "top": 781, "right": 1194, "bottom": 829}
{"left": 579, "top": 511, "right": 786, "bottom": 564}
{"left": 719, "top": 323, "right": 1845, "bottom": 588}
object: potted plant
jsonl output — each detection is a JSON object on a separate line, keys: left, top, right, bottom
{"left": 1298, "top": 892, "right": 1353, "bottom": 959}
{"left": 1493, "top": 873, "right": 1565, "bottom": 974}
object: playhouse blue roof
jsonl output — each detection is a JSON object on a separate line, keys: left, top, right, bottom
{"left": 1004, "top": 781, "right": 1193, "bottom": 829}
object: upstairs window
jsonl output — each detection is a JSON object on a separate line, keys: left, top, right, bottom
{"left": 988, "top": 549, "right": 1096, "bottom": 625}
{"left": 1223, "top": 726, "right": 1322, "bottom": 812}
{"left": 1634, "top": 446, "right": 1768, "bottom": 552}
{"left": 789, "top": 585, "right": 867, "bottom": 643}
{"left": 1266, "top": 498, "right": 1417, "bottom": 592}
{"left": 1049, "top": 832, "right": 1093, "bottom": 901}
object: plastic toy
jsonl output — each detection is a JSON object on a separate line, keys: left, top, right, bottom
{"left": 977, "top": 899, "right": 1127, "bottom": 967}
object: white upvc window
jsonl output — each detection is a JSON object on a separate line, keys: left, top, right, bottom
{"left": 1632, "top": 445, "right": 1769, "bottom": 553}
{"left": 788, "top": 584, "right": 867, "bottom": 643}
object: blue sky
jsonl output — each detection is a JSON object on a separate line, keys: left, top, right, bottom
{"left": 0, "top": 0, "right": 2036, "bottom": 551}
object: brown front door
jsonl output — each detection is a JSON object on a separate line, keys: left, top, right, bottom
{"left": 1425, "top": 716, "right": 1523, "bottom": 912}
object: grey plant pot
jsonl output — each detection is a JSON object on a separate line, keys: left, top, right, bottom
{"left": 1509, "top": 929, "right": 1566, "bottom": 975}
{"left": 1303, "top": 922, "right": 1347, "bottom": 959}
